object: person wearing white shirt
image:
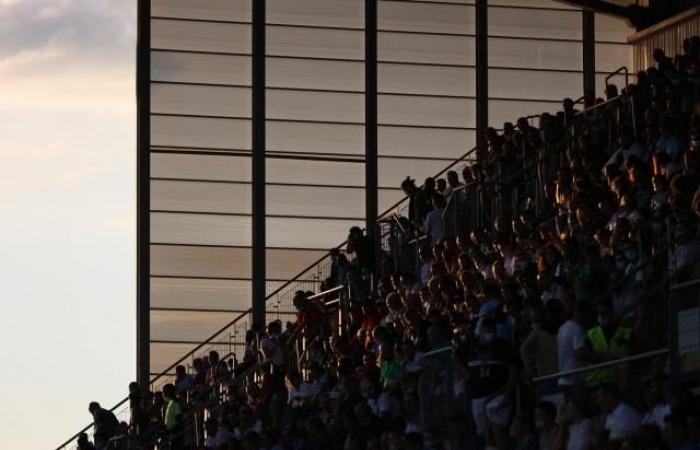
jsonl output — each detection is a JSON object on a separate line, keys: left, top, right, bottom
{"left": 597, "top": 382, "right": 642, "bottom": 442}
{"left": 604, "top": 127, "right": 647, "bottom": 171}
{"left": 556, "top": 398, "right": 595, "bottom": 450}
{"left": 443, "top": 170, "right": 462, "bottom": 199}
{"left": 285, "top": 370, "right": 317, "bottom": 407}
{"left": 556, "top": 302, "right": 590, "bottom": 386}
{"left": 641, "top": 375, "right": 671, "bottom": 428}
{"left": 566, "top": 419, "right": 594, "bottom": 450}
{"left": 397, "top": 340, "right": 423, "bottom": 373}
{"left": 418, "top": 247, "right": 434, "bottom": 285}
{"left": 423, "top": 194, "right": 446, "bottom": 246}
{"left": 260, "top": 322, "right": 285, "bottom": 369}
{"left": 371, "top": 390, "right": 401, "bottom": 418}
{"left": 642, "top": 403, "right": 671, "bottom": 428}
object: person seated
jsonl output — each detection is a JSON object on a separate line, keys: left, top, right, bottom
{"left": 596, "top": 382, "right": 642, "bottom": 443}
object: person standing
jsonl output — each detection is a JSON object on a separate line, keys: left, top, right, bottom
{"left": 423, "top": 194, "right": 446, "bottom": 246}
{"left": 88, "top": 402, "right": 119, "bottom": 450}
{"left": 163, "top": 383, "right": 184, "bottom": 449}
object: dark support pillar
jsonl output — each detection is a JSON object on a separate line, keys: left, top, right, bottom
{"left": 252, "top": 0, "right": 266, "bottom": 326}
{"left": 583, "top": 10, "right": 596, "bottom": 107}
{"left": 365, "top": 0, "right": 378, "bottom": 241}
{"left": 136, "top": 0, "right": 151, "bottom": 388}
{"left": 475, "top": 0, "right": 488, "bottom": 152}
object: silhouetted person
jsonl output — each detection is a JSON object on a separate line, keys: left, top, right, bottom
{"left": 89, "top": 401, "right": 119, "bottom": 450}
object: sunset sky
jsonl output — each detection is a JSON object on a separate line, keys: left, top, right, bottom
{"left": 0, "top": 1, "right": 136, "bottom": 448}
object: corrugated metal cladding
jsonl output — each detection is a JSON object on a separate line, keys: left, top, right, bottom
{"left": 629, "top": 7, "right": 700, "bottom": 72}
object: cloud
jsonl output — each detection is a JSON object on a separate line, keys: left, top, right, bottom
{"left": 0, "top": 0, "right": 135, "bottom": 61}
{"left": 0, "top": 0, "right": 135, "bottom": 112}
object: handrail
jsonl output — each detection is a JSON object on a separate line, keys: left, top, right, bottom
{"left": 422, "top": 345, "right": 454, "bottom": 358}
{"left": 605, "top": 65, "right": 629, "bottom": 94}
{"left": 441, "top": 181, "right": 476, "bottom": 220}
{"left": 379, "top": 145, "right": 478, "bottom": 219}
{"left": 523, "top": 114, "right": 541, "bottom": 127}
{"left": 573, "top": 65, "right": 633, "bottom": 120}
{"left": 532, "top": 348, "right": 669, "bottom": 383}
{"left": 306, "top": 284, "right": 345, "bottom": 301}
{"left": 574, "top": 94, "right": 625, "bottom": 117}
{"left": 668, "top": 278, "right": 700, "bottom": 292}
{"left": 54, "top": 397, "right": 131, "bottom": 450}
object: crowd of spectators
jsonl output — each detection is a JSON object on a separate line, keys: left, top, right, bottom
{"left": 79, "top": 38, "right": 700, "bottom": 450}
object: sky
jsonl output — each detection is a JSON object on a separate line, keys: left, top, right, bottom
{"left": 0, "top": 1, "right": 136, "bottom": 448}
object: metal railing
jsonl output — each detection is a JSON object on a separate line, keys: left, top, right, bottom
{"left": 287, "top": 284, "right": 348, "bottom": 376}
{"left": 527, "top": 349, "right": 671, "bottom": 417}
{"left": 378, "top": 145, "right": 479, "bottom": 222}
{"left": 532, "top": 348, "right": 670, "bottom": 384}
{"left": 605, "top": 66, "right": 630, "bottom": 95}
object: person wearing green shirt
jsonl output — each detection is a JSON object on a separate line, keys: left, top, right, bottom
{"left": 578, "top": 300, "right": 634, "bottom": 386}
{"left": 379, "top": 342, "right": 402, "bottom": 387}
{"left": 163, "top": 383, "right": 182, "bottom": 433}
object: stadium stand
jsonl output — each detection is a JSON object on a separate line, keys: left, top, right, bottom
{"left": 59, "top": 33, "right": 700, "bottom": 450}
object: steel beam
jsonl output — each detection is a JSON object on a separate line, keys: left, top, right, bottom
{"left": 251, "top": 0, "right": 266, "bottom": 326}
{"left": 136, "top": 0, "right": 151, "bottom": 388}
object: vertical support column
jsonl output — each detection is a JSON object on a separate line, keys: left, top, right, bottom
{"left": 136, "top": 0, "right": 151, "bottom": 388}
{"left": 475, "top": 0, "right": 488, "bottom": 153}
{"left": 365, "top": 0, "right": 379, "bottom": 245}
{"left": 583, "top": 10, "right": 596, "bottom": 107}
{"left": 252, "top": 0, "right": 267, "bottom": 326}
